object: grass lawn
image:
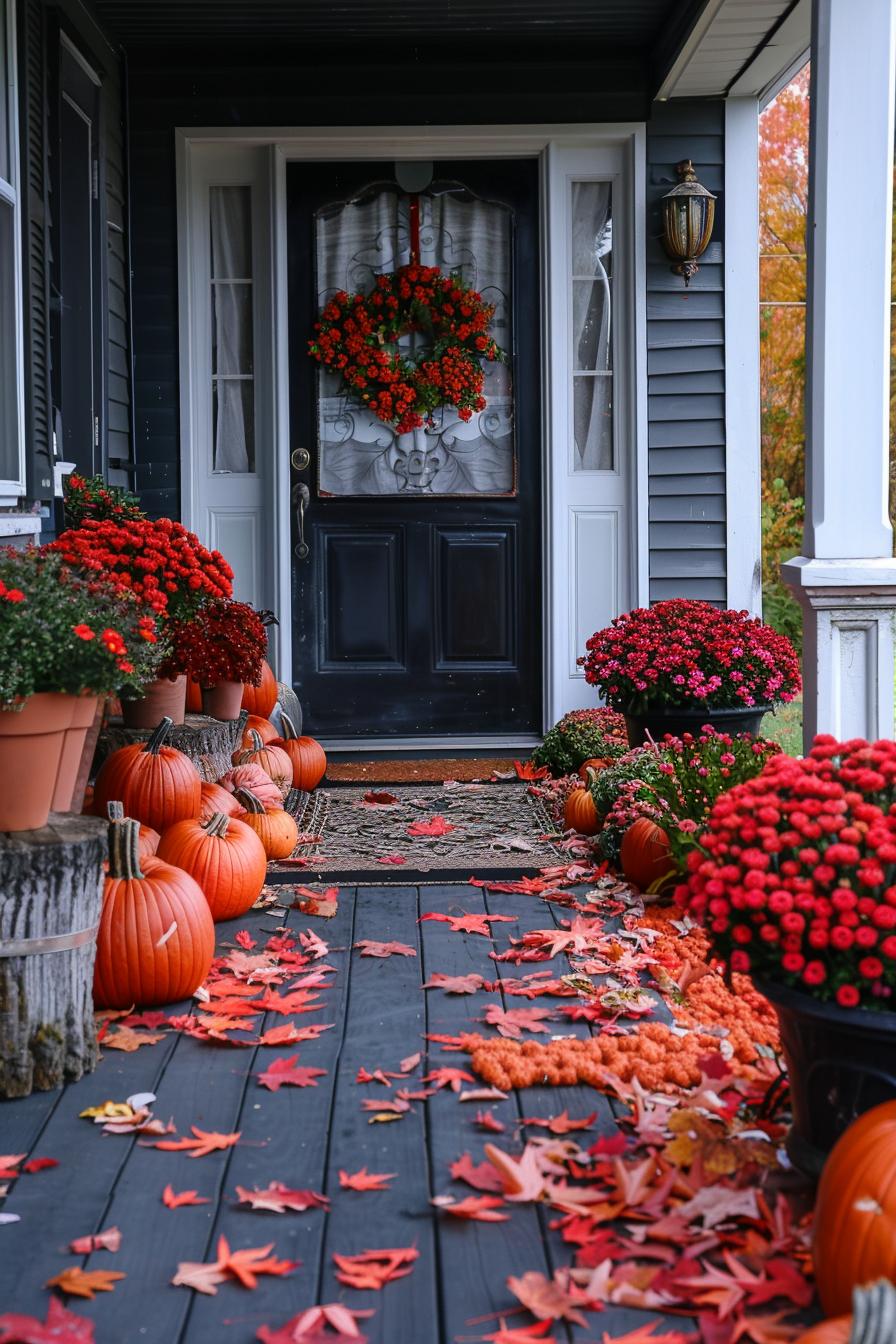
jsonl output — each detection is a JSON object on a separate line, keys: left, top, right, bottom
{"left": 765, "top": 696, "right": 803, "bottom": 755}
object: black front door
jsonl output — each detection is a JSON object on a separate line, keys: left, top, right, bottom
{"left": 287, "top": 159, "right": 541, "bottom": 739}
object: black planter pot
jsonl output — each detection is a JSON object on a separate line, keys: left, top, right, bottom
{"left": 757, "top": 977, "right": 896, "bottom": 1177}
{"left": 623, "top": 702, "right": 770, "bottom": 748}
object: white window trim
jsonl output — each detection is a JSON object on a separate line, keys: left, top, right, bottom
{"left": 1, "top": 0, "right": 26, "bottom": 497}
{"left": 176, "top": 123, "right": 649, "bottom": 733}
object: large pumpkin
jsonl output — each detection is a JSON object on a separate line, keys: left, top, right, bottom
{"left": 199, "top": 780, "right": 243, "bottom": 823}
{"left": 232, "top": 730, "right": 293, "bottom": 796}
{"left": 619, "top": 817, "right": 675, "bottom": 891}
{"left": 156, "top": 811, "right": 267, "bottom": 921}
{"left": 563, "top": 787, "right": 599, "bottom": 835}
{"left": 233, "top": 715, "right": 279, "bottom": 759}
{"left": 241, "top": 660, "right": 278, "bottom": 719}
{"left": 270, "top": 713, "right": 326, "bottom": 791}
{"left": 578, "top": 756, "right": 612, "bottom": 780}
{"left": 218, "top": 764, "right": 283, "bottom": 809}
{"left": 93, "top": 717, "right": 201, "bottom": 833}
{"left": 94, "top": 811, "right": 215, "bottom": 1008}
{"left": 813, "top": 1100, "right": 896, "bottom": 1316}
{"left": 234, "top": 787, "right": 299, "bottom": 860}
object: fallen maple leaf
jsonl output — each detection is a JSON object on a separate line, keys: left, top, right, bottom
{"left": 150, "top": 1126, "right": 241, "bottom": 1158}
{"left": 0, "top": 1154, "right": 24, "bottom": 1180}
{"left": 422, "top": 971, "right": 489, "bottom": 993}
{"left": 601, "top": 1326, "right": 699, "bottom": 1344}
{"left": 339, "top": 1167, "right": 396, "bottom": 1191}
{"left": 234, "top": 1181, "right": 329, "bottom": 1213}
{"left": 257, "top": 1022, "right": 335, "bottom": 1046}
{"left": 0, "top": 1299, "right": 97, "bottom": 1344}
{"left": 400, "top": 1052, "right": 421, "bottom": 1073}
{"left": 235, "top": 930, "right": 257, "bottom": 949}
{"left": 376, "top": 854, "right": 407, "bottom": 865}
{"left": 162, "top": 1185, "right": 210, "bottom": 1209}
{"left": 522, "top": 1110, "right": 597, "bottom": 1135}
{"left": 483, "top": 1143, "right": 548, "bottom": 1202}
{"left": 258, "top": 1303, "right": 374, "bottom": 1343}
{"left": 476, "top": 1321, "right": 558, "bottom": 1344}
{"left": 45, "top": 1267, "right": 126, "bottom": 1299}
{"left": 431, "top": 1194, "right": 508, "bottom": 1221}
{"left": 102, "top": 1026, "right": 165, "bottom": 1052}
{"left": 476, "top": 1109, "right": 506, "bottom": 1133}
{"left": 450, "top": 1152, "right": 505, "bottom": 1193}
{"left": 421, "top": 911, "right": 516, "bottom": 936}
{"left": 173, "top": 1235, "right": 297, "bottom": 1294}
{"left": 332, "top": 1246, "right": 418, "bottom": 1291}
{"left": 353, "top": 940, "right": 416, "bottom": 958}
{"left": 22, "top": 1157, "right": 59, "bottom": 1174}
{"left": 507, "top": 1269, "right": 593, "bottom": 1328}
{"left": 363, "top": 790, "right": 399, "bottom": 805}
{"left": 68, "top": 1227, "right": 121, "bottom": 1254}
{"left": 422, "top": 1066, "right": 475, "bottom": 1092}
{"left": 257, "top": 1055, "right": 327, "bottom": 1091}
{"left": 482, "top": 1004, "right": 554, "bottom": 1038}
{"left": 407, "top": 815, "right": 455, "bottom": 837}
{"left": 513, "top": 760, "right": 551, "bottom": 780}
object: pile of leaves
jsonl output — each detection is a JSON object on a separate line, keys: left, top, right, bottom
{"left": 531, "top": 707, "right": 629, "bottom": 777}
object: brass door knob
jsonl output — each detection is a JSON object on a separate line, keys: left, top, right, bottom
{"left": 291, "top": 447, "right": 311, "bottom": 471}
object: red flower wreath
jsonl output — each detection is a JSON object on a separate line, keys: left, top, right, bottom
{"left": 308, "top": 262, "right": 505, "bottom": 435}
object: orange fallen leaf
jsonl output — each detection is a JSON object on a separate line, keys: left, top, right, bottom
{"left": 339, "top": 1167, "right": 396, "bottom": 1192}
{"left": 102, "top": 1026, "right": 165, "bottom": 1052}
{"left": 68, "top": 1227, "right": 121, "bottom": 1254}
{"left": 333, "top": 1245, "right": 418, "bottom": 1290}
{"left": 234, "top": 1181, "right": 329, "bottom": 1213}
{"left": 150, "top": 1126, "right": 241, "bottom": 1158}
{"left": 353, "top": 940, "right": 416, "bottom": 958}
{"left": 162, "top": 1185, "right": 210, "bottom": 1208}
{"left": 45, "top": 1267, "right": 126, "bottom": 1299}
{"left": 431, "top": 1194, "right": 508, "bottom": 1221}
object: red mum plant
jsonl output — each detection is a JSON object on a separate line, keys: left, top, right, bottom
{"left": 676, "top": 736, "right": 896, "bottom": 1011}
{"left": 62, "top": 472, "right": 144, "bottom": 528}
{"left": 163, "top": 599, "right": 269, "bottom": 686}
{"left": 580, "top": 599, "right": 801, "bottom": 714}
{"left": 531, "top": 706, "right": 629, "bottom": 776}
{"left": 46, "top": 517, "right": 233, "bottom": 620}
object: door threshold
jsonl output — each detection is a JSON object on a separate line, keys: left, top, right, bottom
{"left": 317, "top": 734, "right": 541, "bottom": 754}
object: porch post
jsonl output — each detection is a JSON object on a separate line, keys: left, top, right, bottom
{"left": 782, "top": 0, "right": 896, "bottom": 747}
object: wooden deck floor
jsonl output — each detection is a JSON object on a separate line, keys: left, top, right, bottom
{"left": 0, "top": 881, "right": 685, "bottom": 1343}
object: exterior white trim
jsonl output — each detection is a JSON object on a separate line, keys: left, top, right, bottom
{"left": 1, "top": 0, "right": 26, "bottom": 498}
{"left": 176, "top": 123, "right": 648, "bottom": 735}
{"left": 319, "top": 735, "right": 542, "bottom": 753}
{"left": 723, "top": 96, "right": 762, "bottom": 616}
{"left": 654, "top": 0, "right": 728, "bottom": 101}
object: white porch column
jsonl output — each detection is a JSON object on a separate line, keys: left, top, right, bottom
{"left": 782, "top": 0, "right": 896, "bottom": 746}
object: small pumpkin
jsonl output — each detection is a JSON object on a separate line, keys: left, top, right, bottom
{"left": 93, "top": 717, "right": 201, "bottom": 833}
{"left": 94, "top": 808, "right": 215, "bottom": 1009}
{"left": 233, "top": 715, "right": 279, "bottom": 760}
{"left": 578, "top": 756, "right": 612, "bottom": 780}
{"left": 794, "top": 1322, "right": 851, "bottom": 1344}
{"left": 234, "top": 787, "right": 299, "bottom": 860}
{"left": 241, "top": 660, "right": 278, "bottom": 719}
{"left": 156, "top": 810, "right": 267, "bottom": 921}
{"left": 270, "top": 713, "right": 326, "bottom": 791}
{"left": 199, "top": 780, "right": 243, "bottom": 823}
{"left": 813, "top": 1101, "right": 896, "bottom": 1317}
{"left": 564, "top": 786, "right": 599, "bottom": 835}
{"left": 106, "top": 800, "right": 160, "bottom": 864}
{"left": 619, "top": 818, "right": 675, "bottom": 891}
{"left": 232, "top": 730, "right": 293, "bottom": 796}
{"left": 218, "top": 764, "right": 283, "bottom": 809}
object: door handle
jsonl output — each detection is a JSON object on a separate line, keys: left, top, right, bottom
{"left": 294, "top": 482, "right": 311, "bottom": 561}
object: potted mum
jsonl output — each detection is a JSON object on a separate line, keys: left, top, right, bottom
{"left": 677, "top": 736, "right": 896, "bottom": 1174}
{"left": 580, "top": 598, "right": 801, "bottom": 746}
{"left": 166, "top": 599, "right": 268, "bottom": 721}
{"left": 531, "top": 706, "right": 629, "bottom": 777}
{"left": 48, "top": 517, "right": 233, "bottom": 727}
{"left": 0, "top": 549, "right": 163, "bottom": 829}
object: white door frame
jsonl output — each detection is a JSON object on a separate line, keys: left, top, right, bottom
{"left": 176, "top": 123, "right": 648, "bottom": 744}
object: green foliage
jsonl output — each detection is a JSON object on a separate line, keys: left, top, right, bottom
{"left": 761, "top": 477, "right": 804, "bottom": 651}
{"left": 589, "top": 748, "right": 662, "bottom": 863}
{"left": 531, "top": 707, "right": 629, "bottom": 777}
{"left": 62, "top": 472, "right": 144, "bottom": 528}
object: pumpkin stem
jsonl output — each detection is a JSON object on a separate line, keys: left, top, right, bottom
{"left": 234, "top": 787, "right": 266, "bottom": 815}
{"left": 106, "top": 800, "right": 125, "bottom": 822}
{"left": 107, "top": 816, "right": 145, "bottom": 881}
{"left": 584, "top": 767, "right": 598, "bottom": 788}
{"left": 279, "top": 712, "right": 298, "bottom": 741}
{"left": 146, "top": 717, "right": 174, "bottom": 755}
{"left": 202, "top": 812, "right": 231, "bottom": 838}
{"left": 248, "top": 729, "right": 263, "bottom": 751}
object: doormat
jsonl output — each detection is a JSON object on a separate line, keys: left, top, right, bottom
{"left": 271, "top": 782, "right": 563, "bottom": 882}
{"left": 325, "top": 757, "right": 517, "bottom": 785}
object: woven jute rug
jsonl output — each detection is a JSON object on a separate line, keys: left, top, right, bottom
{"left": 273, "top": 782, "right": 563, "bottom": 882}
{"left": 325, "top": 757, "right": 516, "bottom": 784}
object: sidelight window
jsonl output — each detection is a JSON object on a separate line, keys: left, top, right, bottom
{"left": 570, "top": 180, "right": 613, "bottom": 472}
{"left": 210, "top": 184, "right": 255, "bottom": 474}
{"left": 0, "top": 0, "right": 25, "bottom": 496}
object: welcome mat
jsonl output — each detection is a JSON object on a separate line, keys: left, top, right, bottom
{"left": 325, "top": 757, "right": 517, "bottom": 784}
{"left": 273, "top": 782, "right": 563, "bottom": 882}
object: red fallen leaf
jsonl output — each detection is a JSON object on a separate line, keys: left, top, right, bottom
{"left": 521, "top": 1110, "right": 597, "bottom": 1135}
{"left": 299, "top": 928, "right": 332, "bottom": 958}
{"left": 360, "top": 1098, "right": 409, "bottom": 1114}
{"left": 235, "top": 930, "right": 257, "bottom": 949}
{"left": 353, "top": 940, "right": 416, "bottom": 958}
{"left": 475, "top": 1321, "right": 557, "bottom": 1344}
{"left": 356, "top": 1067, "right": 399, "bottom": 1086}
{"left": 257, "top": 1055, "right": 327, "bottom": 1092}
{"left": 422, "top": 971, "right": 489, "bottom": 994}
{"left": 420, "top": 911, "right": 517, "bottom": 937}
{"left": 432, "top": 1194, "right": 508, "bottom": 1221}
{"left": 449, "top": 1152, "right": 505, "bottom": 1193}
{"left": 255, "top": 988, "right": 322, "bottom": 1015}
{"left": 483, "top": 1143, "right": 547, "bottom": 1202}
{"left": 601, "top": 1326, "right": 699, "bottom": 1344}
{"left": 45, "top": 1267, "right": 126, "bottom": 1299}
{"left": 257, "top": 1023, "right": 334, "bottom": 1047}
{"left": 332, "top": 1246, "right": 418, "bottom": 1290}
{"left": 68, "top": 1227, "right": 121, "bottom": 1254}
{"left": 257, "top": 1303, "right": 374, "bottom": 1343}
{"left": 22, "top": 1157, "right": 59, "bottom": 1174}
{"left": 0, "top": 1298, "right": 97, "bottom": 1343}
{"left": 173, "top": 1234, "right": 298, "bottom": 1295}
{"left": 0, "top": 1154, "right": 24, "bottom": 1180}
{"left": 513, "top": 760, "right": 551, "bottom": 780}
{"left": 339, "top": 1167, "right": 396, "bottom": 1191}
{"left": 162, "top": 1185, "right": 210, "bottom": 1208}
{"left": 422, "top": 1067, "right": 475, "bottom": 1093}
{"left": 482, "top": 1005, "right": 554, "bottom": 1039}
{"left": 476, "top": 1109, "right": 506, "bottom": 1133}
{"left": 363, "top": 790, "right": 399, "bottom": 805}
{"left": 589, "top": 1133, "right": 628, "bottom": 1158}
{"left": 234, "top": 1181, "right": 329, "bottom": 1213}
{"left": 149, "top": 1126, "right": 241, "bottom": 1158}
{"left": 506, "top": 1269, "right": 594, "bottom": 1328}
{"left": 407, "top": 815, "right": 455, "bottom": 837}
{"left": 376, "top": 854, "right": 407, "bottom": 865}
{"left": 400, "top": 1052, "right": 421, "bottom": 1073}
{"left": 120, "top": 1010, "right": 170, "bottom": 1029}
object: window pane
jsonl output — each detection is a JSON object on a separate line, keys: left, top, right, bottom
{"left": 210, "top": 185, "right": 252, "bottom": 277}
{"left": 573, "top": 375, "right": 613, "bottom": 471}
{"left": 573, "top": 279, "right": 611, "bottom": 372}
{"left": 0, "top": 201, "right": 19, "bottom": 481}
{"left": 571, "top": 181, "right": 612, "bottom": 277}
{"left": 213, "top": 379, "right": 255, "bottom": 473}
{"left": 0, "top": 1, "right": 8, "bottom": 185}
{"left": 212, "top": 284, "right": 253, "bottom": 375}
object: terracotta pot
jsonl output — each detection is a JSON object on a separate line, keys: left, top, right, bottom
{"left": 201, "top": 681, "right": 244, "bottom": 721}
{"left": 0, "top": 693, "right": 76, "bottom": 831}
{"left": 52, "top": 694, "right": 101, "bottom": 813}
{"left": 120, "top": 675, "right": 187, "bottom": 729}
{"left": 623, "top": 701, "right": 770, "bottom": 748}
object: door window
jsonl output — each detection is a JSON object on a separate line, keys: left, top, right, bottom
{"left": 210, "top": 184, "right": 255, "bottom": 473}
{"left": 570, "top": 181, "right": 613, "bottom": 471}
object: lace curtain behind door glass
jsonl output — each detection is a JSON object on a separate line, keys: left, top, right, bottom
{"left": 210, "top": 184, "right": 255, "bottom": 473}
{"left": 314, "top": 185, "right": 515, "bottom": 496}
{"left": 571, "top": 181, "right": 613, "bottom": 471}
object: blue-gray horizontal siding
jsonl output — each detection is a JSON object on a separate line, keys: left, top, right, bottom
{"left": 646, "top": 98, "right": 726, "bottom": 604}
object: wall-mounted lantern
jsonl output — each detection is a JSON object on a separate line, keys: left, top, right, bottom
{"left": 660, "top": 159, "right": 716, "bottom": 287}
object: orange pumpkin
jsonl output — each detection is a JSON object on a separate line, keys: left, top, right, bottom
{"left": 578, "top": 756, "right": 612, "bottom": 780}
{"left": 106, "top": 800, "right": 159, "bottom": 862}
{"left": 619, "top": 818, "right": 675, "bottom": 890}
{"left": 232, "top": 730, "right": 293, "bottom": 796}
{"left": 94, "top": 811, "right": 215, "bottom": 1008}
{"left": 813, "top": 1100, "right": 896, "bottom": 1317}
{"left": 270, "top": 713, "right": 326, "bottom": 791}
{"left": 563, "top": 787, "right": 599, "bottom": 835}
{"left": 156, "top": 810, "right": 267, "bottom": 921}
{"left": 234, "top": 787, "right": 299, "bottom": 860}
{"left": 794, "top": 1322, "right": 851, "bottom": 1344}
{"left": 233, "top": 715, "right": 279, "bottom": 760}
{"left": 241, "top": 660, "right": 278, "bottom": 719}
{"left": 218, "top": 764, "right": 283, "bottom": 809}
{"left": 93, "top": 717, "right": 201, "bottom": 833}
{"left": 199, "top": 780, "right": 243, "bottom": 822}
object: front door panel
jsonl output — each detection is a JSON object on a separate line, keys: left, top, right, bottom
{"left": 287, "top": 159, "right": 541, "bottom": 738}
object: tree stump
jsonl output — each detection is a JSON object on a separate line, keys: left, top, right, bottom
{"left": 96, "top": 711, "right": 247, "bottom": 782}
{"left": 0, "top": 813, "right": 107, "bottom": 1097}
